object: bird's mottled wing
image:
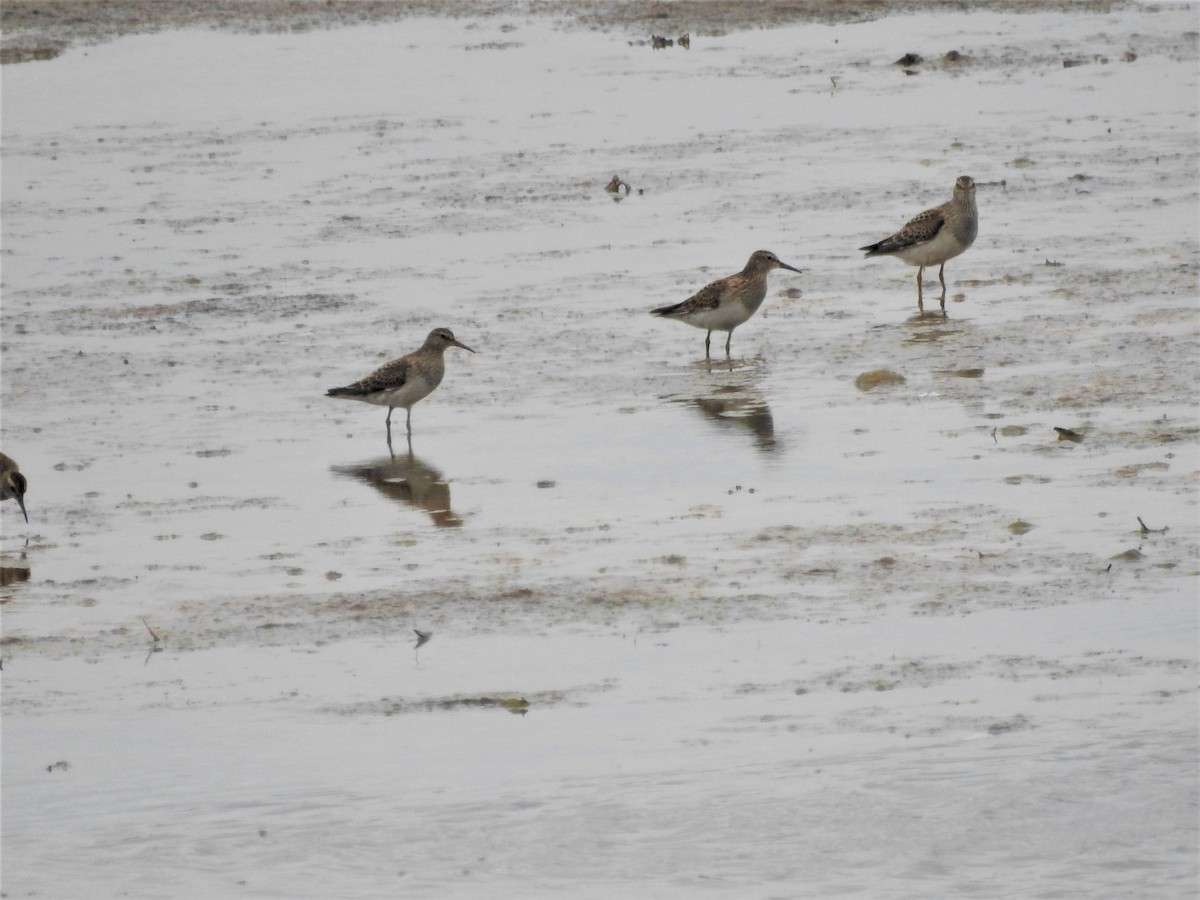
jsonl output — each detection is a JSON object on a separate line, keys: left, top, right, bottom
{"left": 652, "top": 277, "right": 728, "bottom": 317}
{"left": 328, "top": 356, "right": 411, "bottom": 397}
{"left": 869, "top": 205, "right": 947, "bottom": 254}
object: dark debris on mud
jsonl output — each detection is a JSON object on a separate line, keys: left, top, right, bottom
{"left": 326, "top": 692, "right": 543, "bottom": 717}
{"left": 53, "top": 293, "right": 352, "bottom": 327}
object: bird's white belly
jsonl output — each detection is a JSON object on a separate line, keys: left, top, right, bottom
{"left": 683, "top": 309, "right": 738, "bottom": 331}
{"left": 683, "top": 298, "right": 763, "bottom": 332}
{"left": 894, "top": 227, "right": 967, "bottom": 267}
{"left": 359, "top": 378, "right": 435, "bottom": 409}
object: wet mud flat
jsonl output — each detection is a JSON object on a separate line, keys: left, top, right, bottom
{"left": 2, "top": 3, "right": 1198, "bottom": 897}
{"left": 0, "top": 0, "right": 1124, "bottom": 61}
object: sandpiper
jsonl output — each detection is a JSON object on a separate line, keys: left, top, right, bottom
{"left": 326, "top": 327, "right": 474, "bottom": 442}
{"left": 860, "top": 175, "right": 978, "bottom": 311}
{"left": 651, "top": 250, "right": 802, "bottom": 358}
{"left": 0, "top": 452, "right": 29, "bottom": 523}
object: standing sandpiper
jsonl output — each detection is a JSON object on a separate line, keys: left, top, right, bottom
{"left": 651, "top": 250, "right": 802, "bottom": 358}
{"left": 0, "top": 453, "right": 29, "bottom": 523}
{"left": 326, "top": 327, "right": 474, "bottom": 444}
{"left": 860, "top": 175, "right": 978, "bottom": 312}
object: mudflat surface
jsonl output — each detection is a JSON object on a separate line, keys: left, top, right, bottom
{"left": 0, "top": 0, "right": 1123, "bottom": 59}
{"left": 2, "top": 3, "right": 1197, "bottom": 898}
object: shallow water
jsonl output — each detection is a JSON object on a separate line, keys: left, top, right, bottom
{"left": 2, "top": 6, "right": 1198, "bottom": 898}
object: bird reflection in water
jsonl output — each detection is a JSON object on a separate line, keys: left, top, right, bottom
{"left": 687, "top": 385, "right": 776, "bottom": 452}
{"left": 0, "top": 566, "right": 31, "bottom": 587}
{"left": 332, "top": 443, "right": 463, "bottom": 527}
{"left": 902, "top": 309, "right": 968, "bottom": 342}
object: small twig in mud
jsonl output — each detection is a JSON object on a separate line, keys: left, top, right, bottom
{"left": 1137, "top": 516, "right": 1168, "bottom": 535}
{"left": 141, "top": 617, "right": 164, "bottom": 664}
{"left": 1043, "top": 259, "right": 1064, "bottom": 267}
{"left": 991, "top": 427, "right": 998, "bottom": 444}
{"left": 413, "top": 629, "right": 433, "bottom": 667}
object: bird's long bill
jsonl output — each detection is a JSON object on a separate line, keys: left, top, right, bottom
{"left": 451, "top": 339, "right": 476, "bottom": 353}
{"left": 15, "top": 495, "right": 28, "bottom": 524}
{"left": 778, "top": 259, "right": 803, "bottom": 273}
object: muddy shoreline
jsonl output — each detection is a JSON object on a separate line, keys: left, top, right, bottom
{"left": 1, "top": 0, "right": 1125, "bottom": 63}
{"left": 2, "top": 4, "right": 1196, "bottom": 896}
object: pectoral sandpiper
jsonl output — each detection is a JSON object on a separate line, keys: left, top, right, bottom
{"left": 651, "top": 250, "right": 802, "bottom": 358}
{"left": 0, "top": 453, "right": 29, "bottom": 524}
{"left": 860, "top": 175, "right": 978, "bottom": 312}
{"left": 327, "top": 327, "right": 474, "bottom": 442}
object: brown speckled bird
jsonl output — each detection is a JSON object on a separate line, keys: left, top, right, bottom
{"left": 326, "top": 328, "right": 474, "bottom": 442}
{"left": 0, "top": 452, "right": 29, "bottom": 524}
{"left": 651, "top": 250, "right": 802, "bottom": 358}
{"left": 861, "top": 175, "right": 978, "bottom": 311}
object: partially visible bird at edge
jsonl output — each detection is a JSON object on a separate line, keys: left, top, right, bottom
{"left": 0, "top": 452, "right": 29, "bottom": 524}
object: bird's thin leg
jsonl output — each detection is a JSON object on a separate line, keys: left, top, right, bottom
{"left": 725, "top": 330, "right": 733, "bottom": 357}
{"left": 406, "top": 407, "right": 413, "bottom": 436}
{"left": 385, "top": 408, "right": 394, "bottom": 452}
{"left": 916, "top": 266, "right": 925, "bottom": 312}
{"left": 938, "top": 263, "right": 948, "bottom": 312}
{"left": 704, "top": 331, "right": 712, "bottom": 359}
